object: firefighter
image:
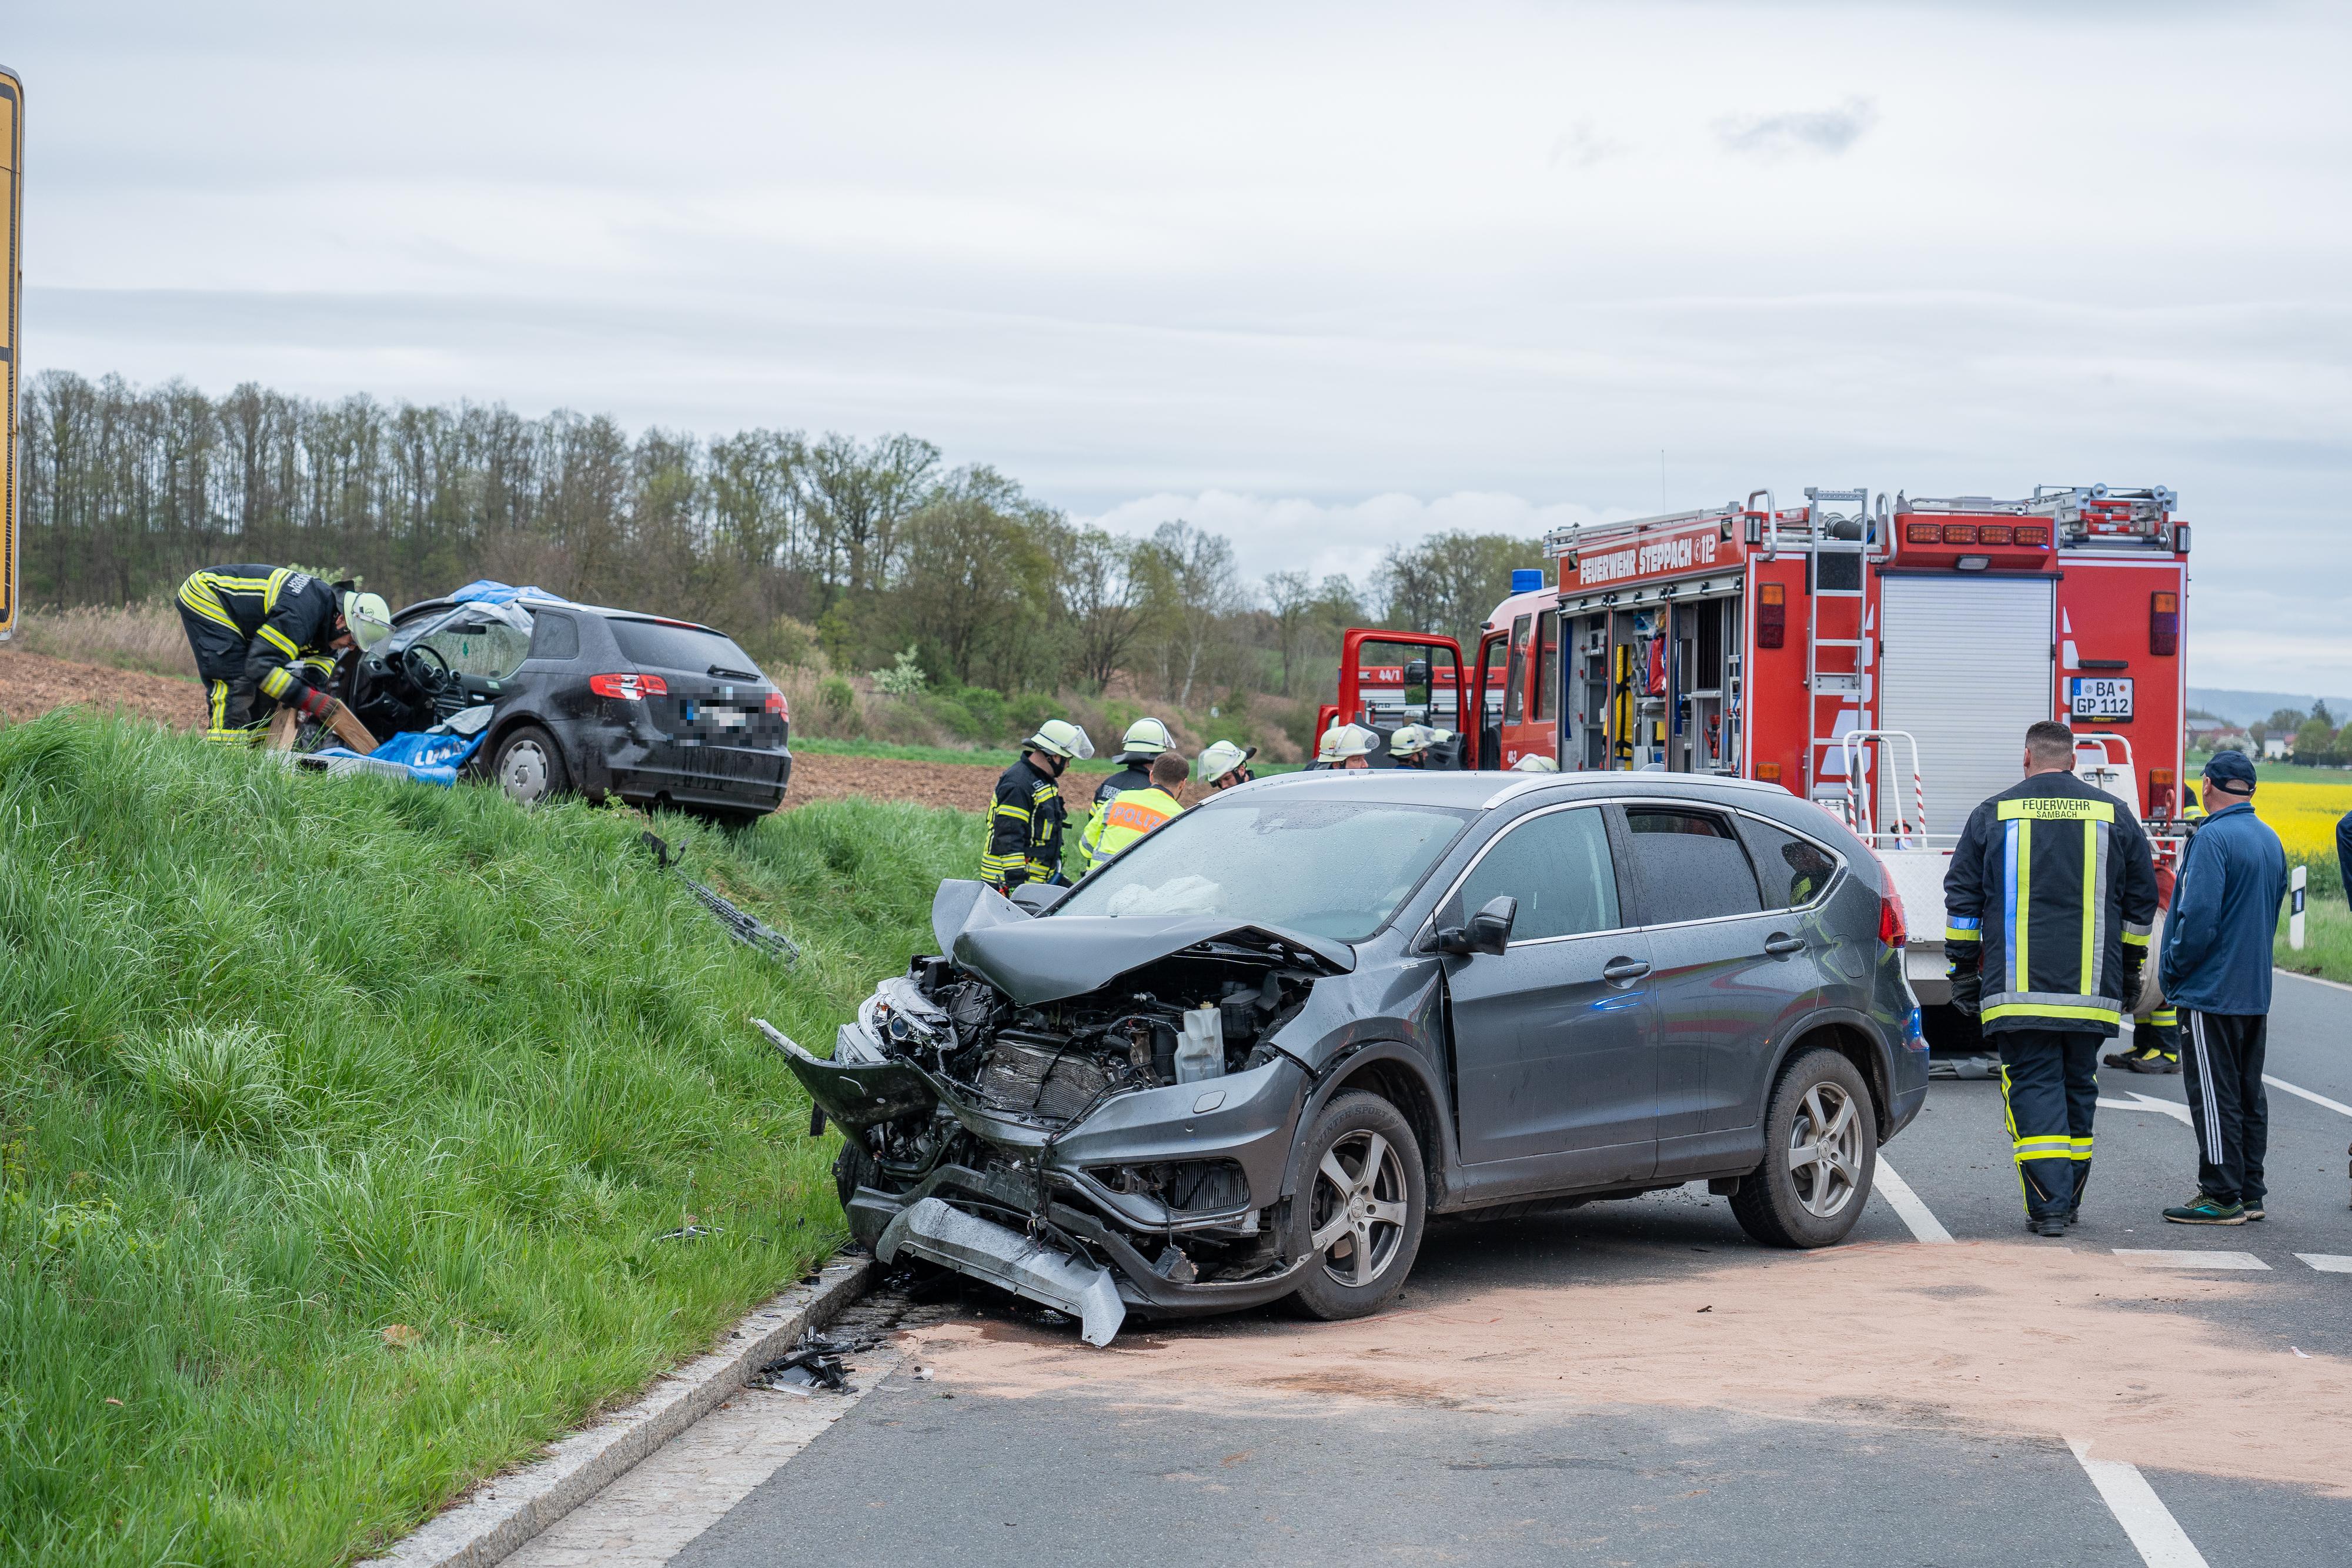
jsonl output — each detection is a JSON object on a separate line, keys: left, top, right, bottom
{"left": 1078, "top": 717, "right": 1174, "bottom": 873}
{"left": 1512, "top": 754, "right": 1561, "bottom": 773}
{"left": 176, "top": 565, "right": 392, "bottom": 743}
{"left": 1388, "top": 724, "right": 1449, "bottom": 768}
{"left": 2107, "top": 1005, "right": 2183, "bottom": 1075}
{"left": 982, "top": 720, "right": 1092, "bottom": 892}
{"left": 1319, "top": 724, "right": 1379, "bottom": 770}
{"left": 1196, "top": 740, "right": 1257, "bottom": 793}
{"left": 1945, "top": 720, "right": 2160, "bottom": 1236}
{"left": 1080, "top": 750, "right": 1189, "bottom": 869}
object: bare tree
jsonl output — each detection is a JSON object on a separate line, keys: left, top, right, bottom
{"left": 803, "top": 432, "right": 941, "bottom": 600}
{"left": 1064, "top": 529, "right": 1151, "bottom": 691}
{"left": 1140, "top": 520, "right": 1244, "bottom": 708}
{"left": 1264, "top": 569, "right": 1314, "bottom": 697}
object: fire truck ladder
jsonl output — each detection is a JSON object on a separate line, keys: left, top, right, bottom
{"left": 1803, "top": 487, "right": 1872, "bottom": 805}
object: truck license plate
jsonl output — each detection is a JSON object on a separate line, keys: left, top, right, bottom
{"left": 2069, "top": 676, "right": 2133, "bottom": 721}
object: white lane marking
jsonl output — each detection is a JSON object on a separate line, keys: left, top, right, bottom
{"left": 2275, "top": 966, "right": 2352, "bottom": 997}
{"left": 1870, "top": 1156, "right": 1953, "bottom": 1244}
{"left": 2097, "top": 1092, "right": 2193, "bottom": 1126}
{"left": 2112, "top": 1249, "right": 2270, "bottom": 1271}
{"left": 2263, "top": 1073, "right": 2352, "bottom": 1119}
{"left": 2068, "top": 1439, "right": 2212, "bottom": 1568}
{"left": 2296, "top": 1253, "right": 2352, "bottom": 1274}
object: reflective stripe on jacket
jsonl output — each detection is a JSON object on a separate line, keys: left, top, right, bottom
{"left": 982, "top": 756, "right": 1067, "bottom": 890}
{"left": 1079, "top": 786, "right": 1182, "bottom": 869}
{"left": 177, "top": 565, "right": 342, "bottom": 704}
{"left": 1943, "top": 771, "right": 2160, "bottom": 1035}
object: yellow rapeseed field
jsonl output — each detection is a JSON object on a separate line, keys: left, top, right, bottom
{"left": 2252, "top": 778, "right": 2352, "bottom": 859}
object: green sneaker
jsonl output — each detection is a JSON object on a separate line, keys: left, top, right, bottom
{"left": 2163, "top": 1195, "right": 2246, "bottom": 1225}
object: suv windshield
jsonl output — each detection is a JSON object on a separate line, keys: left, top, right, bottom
{"left": 1055, "top": 798, "right": 1476, "bottom": 942}
{"left": 607, "top": 618, "right": 763, "bottom": 678}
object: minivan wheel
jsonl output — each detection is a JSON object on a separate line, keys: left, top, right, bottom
{"left": 1730, "top": 1047, "right": 1877, "bottom": 1249}
{"left": 492, "top": 724, "right": 570, "bottom": 806}
{"left": 1284, "top": 1090, "right": 1425, "bottom": 1320}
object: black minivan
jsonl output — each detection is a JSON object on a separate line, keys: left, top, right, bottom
{"left": 347, "top": 589, "right": 792, "bottom": 824}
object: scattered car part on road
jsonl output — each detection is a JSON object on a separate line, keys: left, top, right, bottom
{"left": 647, "top": 832, "right": 800, "bottom": 964}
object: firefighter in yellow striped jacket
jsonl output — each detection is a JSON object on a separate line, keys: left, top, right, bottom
{"left": 1943, "top": 720, "right": 2160, "bottom": 1236}
{"left": 175, "top": 566, "right": 392, "bottom": 742}
{"left": 981, "top": 720, "right": 1093, "bottom": 891}
{"left": 1079, "top": 750, "right": 1189, "bottom": 871}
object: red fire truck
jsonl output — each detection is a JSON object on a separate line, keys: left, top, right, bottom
{"left": 1319, "top": 484, "right": 2190, "bottom": 1062}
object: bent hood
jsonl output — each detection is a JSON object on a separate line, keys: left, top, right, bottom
{"left": 928, "top": 882, "right": 1353, "bottom": 1006}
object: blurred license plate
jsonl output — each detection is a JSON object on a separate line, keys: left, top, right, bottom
{"left": 2068, "top": 677, "right": 2133, "bottom": 720}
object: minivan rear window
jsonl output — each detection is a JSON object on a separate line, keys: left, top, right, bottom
{"left": 606, "top": 618, "right": 763, "bottom": 678}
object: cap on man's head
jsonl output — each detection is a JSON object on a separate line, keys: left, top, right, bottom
{"left": 2201, "top": 749, "right": 2258, "bottom": 794}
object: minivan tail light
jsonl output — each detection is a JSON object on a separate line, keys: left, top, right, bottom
{"left": 764, "top": 691, "right": 789, "bottom": 721}
{"left": 589, "top": 672, "right": 668, "bottom": 701}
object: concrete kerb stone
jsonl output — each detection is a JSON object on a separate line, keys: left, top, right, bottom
{"left": 365, "top": 1254, "right": 876, "bottom": 1568}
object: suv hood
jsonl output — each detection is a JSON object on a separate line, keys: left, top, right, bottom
{"left": 929, "top": 879, "right": 1353, "bottom": 1006}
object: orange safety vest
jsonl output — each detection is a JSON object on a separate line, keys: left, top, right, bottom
{"left": 1083, "top": 786, "right": 1182, "bottom": 867}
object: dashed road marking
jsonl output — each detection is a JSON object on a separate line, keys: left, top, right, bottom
{"left": 2097, "top": 1092, "right": 2191, "bottom": 1126}
{"left": 2112, "top": 1249, "right": 2270, "bottom": 1271}
{"left": 2296, "top": 1253, "right": 2352, "bottom": 1274}
{"left": 2263, "top": 1073, "right": 2352, "bottom": 1119}
{"left": 1871, "top": 1156, "right": 1953, "bottom": 1244}
{"left": 2069, "top": 1439, "right": 2211, "bottom": 1568}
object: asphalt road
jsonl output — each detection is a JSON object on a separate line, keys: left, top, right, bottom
{"left": 566, "top": 971, "right": 2352, "bottom": 1568}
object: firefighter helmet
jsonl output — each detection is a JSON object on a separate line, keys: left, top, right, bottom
{"left": 1321, "top": 724, "right": 1379, "bottom": 763}
{"left": 1389, "top": 724, "right": 1449, "bottom": 758}
{"left": 1197, "top": 739, "right": 1257, "bottom": 783}
{"left": 1118, "top": 717, "right": 1175, "bottom": 758}
{"left": 1024, "top": 719, "right": 1095, "bottom": 761}
{"left": 340, "top": 590, "right": 393, "bottom": 652}
{"left": 1511, "top": 754, "right": 1561, "bottom": 772}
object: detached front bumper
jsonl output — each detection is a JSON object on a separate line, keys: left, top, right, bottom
{"left": 781, "top": 1031, "right": 1314, "bottom": 1339}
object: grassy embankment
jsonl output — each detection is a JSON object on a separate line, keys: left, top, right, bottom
{"left": 0, "top": 711, "right": 973, "bottom": 1566}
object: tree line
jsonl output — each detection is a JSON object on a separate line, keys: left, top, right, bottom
{"left": 18, "top": 370, "right": 1542, "bottom": 704}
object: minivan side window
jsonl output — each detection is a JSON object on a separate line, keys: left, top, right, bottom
{"left": 1623, "top": 808, "right": 1763, "bottom": 923}
{"left": 530, "top": 611, "right": 580, "bottom": 661}
{"left": 1454, "top": 807, "right": 1621, "bottom": 941}
{"left": 1742, "top": 817, "right": 1839, "bottom": 910}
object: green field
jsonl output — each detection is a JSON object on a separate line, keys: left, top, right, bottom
{"left": 0, "top": 713, "right": 966, "bottom": 1566}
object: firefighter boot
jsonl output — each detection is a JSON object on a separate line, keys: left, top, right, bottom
{"left": 2106, "top": 1008, "right": 2183, "bottom": 1074}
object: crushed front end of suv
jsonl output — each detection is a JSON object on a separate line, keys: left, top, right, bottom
{"left": 775, "top": 771, "right": 1925, "bottom": 1346}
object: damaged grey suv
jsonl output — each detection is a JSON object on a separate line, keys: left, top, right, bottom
{"left": 773, "top": 768, "right": 1927, "bottom": 1346}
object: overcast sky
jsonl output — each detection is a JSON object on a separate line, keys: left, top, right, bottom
{"left": 13, "top": 1, "right": 2351, "bottom": 692}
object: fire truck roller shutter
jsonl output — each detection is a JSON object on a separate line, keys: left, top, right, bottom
{"left": 1876, "top": 576, "right": 2054, "bottom": 834}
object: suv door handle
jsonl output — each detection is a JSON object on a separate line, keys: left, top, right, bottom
{"left": 1763, "top": 933, "right": 1806, "bottom": 957}
{"left": 1601, "top": 957, "right": 1651, "bottom": 984}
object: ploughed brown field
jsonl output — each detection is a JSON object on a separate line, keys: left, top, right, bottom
{"left": 0, "top": 646, "right": 1068, "bottom": 816}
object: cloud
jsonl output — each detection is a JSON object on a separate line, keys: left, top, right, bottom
{"left": 1715, "top": 97, "right": 1879, "bottom": 159}
{"left": 1548, "top": 120, "right": 1628, "bottom": 171}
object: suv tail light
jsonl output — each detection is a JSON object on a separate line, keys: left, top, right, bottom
{"left": 764, "top": 691, "right": 789, "bottom": 721}
{"left": 1863, "top": 844, "right": 1908, "bottom": 948}
{"left": 589, "top": 672, "right": 668, "bottom": 701}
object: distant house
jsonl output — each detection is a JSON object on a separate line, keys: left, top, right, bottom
{"left": 2262, "top": 735, "right": 2291, "bottom": 760}
{"left": 2184, "top": 717, "right": 2225, "bottom": 739}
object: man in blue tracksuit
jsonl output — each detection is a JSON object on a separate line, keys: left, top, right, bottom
{"left": 2157, "top": 750, "right": 2290, "bottom": 1225}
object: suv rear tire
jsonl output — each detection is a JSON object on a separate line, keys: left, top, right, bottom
{"left": 1284, "top": 1090, "right": 1426, "bottom": 1320}
{"left": 492, "top": 723, "right": 570, "bottom": 806}
{"left": 1730, "top": 1046, "right": 1877, "bottom": 1249}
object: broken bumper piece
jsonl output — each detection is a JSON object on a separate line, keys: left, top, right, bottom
{"left": 877, "top": 1196, "right": 1127, "bottom": 1348}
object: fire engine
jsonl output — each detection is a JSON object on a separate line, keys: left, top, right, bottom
{"left": 1318, "top": 484, "right": 2190, "bottom": 1065}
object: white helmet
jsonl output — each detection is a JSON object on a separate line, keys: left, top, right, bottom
{"left": 1119, "top": 717, "right": 1175, "bottom": 758}
{"left": 1511, "top": 753, "right": 1561, "bottom": 772}
{"left": 1197, "top": 739, "right": 1257, "bottom": 782}
{"left": 1322, "top": 724, "right": 1379, "bottom": 763}
{"left": 1389, "top": 723, "right": 1451, "bottom": 758}
{"left": 340, "top": 590, "right": 393, "bottom": 652}
{"left": 1024, "top": 718, "right": 1095, "bottom": 761}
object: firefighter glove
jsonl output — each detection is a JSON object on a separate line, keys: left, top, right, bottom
{"left": 1947, "top": 947, "right": 1982, "bottom": 1017}
{"left": 293, "top": 685, "right": 335, "bottom": 720}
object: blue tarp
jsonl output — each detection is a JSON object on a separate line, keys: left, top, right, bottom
{"left": 302, "top": 729, "right": 488, "bottom": 787}
{"left": 447, "top": 579, "right": 561, "bottom": 606}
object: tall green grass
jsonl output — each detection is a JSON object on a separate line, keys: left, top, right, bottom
{"left": 0, "top": 711, "right": 971, "bottom": 1566}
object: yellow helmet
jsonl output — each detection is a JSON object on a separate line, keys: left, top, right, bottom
{"left": 1119, "top": 717, "right": 1175, "bottom": 757}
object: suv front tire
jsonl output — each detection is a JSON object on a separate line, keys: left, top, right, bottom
{"left": 1730, "top": 1046, "right": 1876, "bottom": 1249}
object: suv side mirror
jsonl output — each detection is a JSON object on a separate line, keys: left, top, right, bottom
{"left": 1435, "top": 895, "right": 1517, "bottom": 956}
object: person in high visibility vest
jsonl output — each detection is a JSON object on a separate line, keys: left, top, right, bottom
{"left": 1079, "top": 751, "right": 1188, "bottom": 870}
{"left": 1084, "top": 717, "right": 1175, "bottom": 842}
{"left": 176, "top": 565, "right": 392, "bottom": 743}
{"left": 1944, "top": 720, "right": 2160, "bottom": 1236}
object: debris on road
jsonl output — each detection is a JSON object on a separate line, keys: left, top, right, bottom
{"left": 748, "top": 1328, "right": 883, "bottom": 1396}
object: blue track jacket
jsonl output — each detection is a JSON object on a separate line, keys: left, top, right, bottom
{"left": 2158, "top": 800, "right": 2288, "bottom": 1016}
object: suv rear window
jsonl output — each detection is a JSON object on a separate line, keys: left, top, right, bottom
{"left": 606, "top": 618, "right": 762, "bottom": 678}
{"left": 1623, "top": 807, "right": 1763, "bottom": 923}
